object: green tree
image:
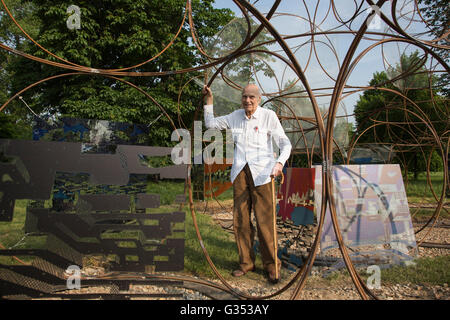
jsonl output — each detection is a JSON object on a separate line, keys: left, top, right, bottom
{"left": 418, "top": 0, "right": 449, "bottom": 97}
{"left": 204, "top": 16, "right": 275, "bottom": 83}
{"left": 2, "top": 0, "right": 234, "bottom": 144}
{"left": 202, "top": 16, "right": 275, "bottom": 117}
{"left": 0, "top": 0, "right": 40, "bottom": 138}
{"left": 354, "top": 51, "right": 448, "bottom": 178}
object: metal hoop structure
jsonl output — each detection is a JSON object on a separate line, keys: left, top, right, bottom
{"left": 0, "top": 0, "right": 448, "bottom": 300}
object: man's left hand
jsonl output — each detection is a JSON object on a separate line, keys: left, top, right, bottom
{"left": 270, "top": 162, "right": 283, "bottom": 178}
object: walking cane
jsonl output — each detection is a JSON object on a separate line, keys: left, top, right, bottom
{"left": 271, "top": 172, "right": 284, "bottom": 281}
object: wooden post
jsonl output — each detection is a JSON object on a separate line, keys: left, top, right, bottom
{"left": 271, "top": 172, "right": 284, "bottom": 281}
{"left": 271, "top": 176, "right": 278, "bottom": 280}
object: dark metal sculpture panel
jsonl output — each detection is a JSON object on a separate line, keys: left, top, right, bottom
{"left": 0, "top": 118, "right": 188, "bottom": 299}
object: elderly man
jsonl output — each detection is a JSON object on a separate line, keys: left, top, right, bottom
{"left": 202, "top": 84, "right": 292, "bottom": 283}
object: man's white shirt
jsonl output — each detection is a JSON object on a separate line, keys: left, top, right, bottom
{"left": 204, "top": 104, "right": 292, "bottom": 186}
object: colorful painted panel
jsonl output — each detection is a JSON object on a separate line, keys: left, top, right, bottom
{"left": 276, "top": 168, "right": 316, "bottom": 226}
{"left": 204, "top": 161, "right": 233, "bottom": 199}
{"left": 192, "top": 160, "right": 233, "bottom": 201}
{"left": 33, "top": 117, "right": 150, "bottom": 146}
{"left": 313, "top": 164, "right": 417, "bottom": 257}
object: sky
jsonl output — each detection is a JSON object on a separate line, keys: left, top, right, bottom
{"left": 209, "top": 0, "right": 434, "bottom": 125}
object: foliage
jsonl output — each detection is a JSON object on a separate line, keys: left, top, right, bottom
{"left": 1, "top": 0, "right": 235, "bottom": 144}
{"left": 0, "top": 0, "right": 41, "bottom": 138}
{"left": 0, "top": 0, "right": 40, "bottom": 49}
{"left": 206, "top": 16, "right": 275, "bottom": 83}
{"left": 203, "top": 16, "right": 276, "bottom": 117}
{"left": 418, "top": 0, "right": 449, "bottom": 38}
{"left": 417, "top": 0, "right": 450, "bottom": 97}
{"left": 353, "top": 51, "right": 448, "bottom": 177}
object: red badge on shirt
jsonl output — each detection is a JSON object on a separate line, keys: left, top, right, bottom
{"left": 254, "top": 126, "right": 258, "bottom": 132}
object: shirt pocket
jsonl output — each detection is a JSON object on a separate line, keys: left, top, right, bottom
{"left": 254, "top": 128, "right": 270, "bottom": 145}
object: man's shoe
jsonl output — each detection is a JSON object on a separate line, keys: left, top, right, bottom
{"left": 267, "top": 264, "right": 281, "bottom": 284}
{"left": 232, "top": 266, "right": 255, "bottom": 277}
{"left": 232, "top": 269, "right": 246, "bottom": 277}
{"left": 267, "top": 270, "right": 280, "bottom": 284}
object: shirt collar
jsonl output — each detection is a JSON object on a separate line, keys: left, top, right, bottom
{"left": 244, "top": 106, "right": 261, "bottom": 120}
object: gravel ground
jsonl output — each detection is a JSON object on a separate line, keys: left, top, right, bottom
{"left": 51, "top": 269, "right": 449, "bottom": 300}
{"left": 414, "top": 220, "right": 450, "bottom": 258}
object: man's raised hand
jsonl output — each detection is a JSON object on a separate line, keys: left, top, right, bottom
{"left": 202, "top": 85, "right": 213, "bottom": 105}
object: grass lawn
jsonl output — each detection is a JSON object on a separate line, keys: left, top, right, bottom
{"left": 0, "top": 200, "right": 47, "bottom": 265}
{"left": 184, "top": 206, "right": 243, "bottom": 279}
{"left": 379, "top": 256, "right": 450, "bottom": 285}
{"left": 324, "top": 255, "right": 450, "bottom": 286}
{"left": 404, "top": 171, "right": 447, "bottom": 203}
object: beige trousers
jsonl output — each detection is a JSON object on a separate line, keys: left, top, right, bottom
{"left": 233, "top": 164, "right": 278, "bottom": 273}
